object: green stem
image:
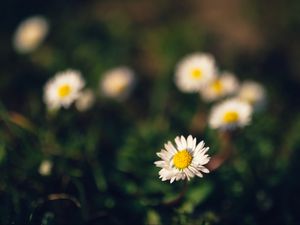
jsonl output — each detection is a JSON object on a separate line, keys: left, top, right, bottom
{"left": 163, "top": 179, "right": 189, "bottom": 206}
{"left": 206, "top": 130, "right": 234, "bottom": 171}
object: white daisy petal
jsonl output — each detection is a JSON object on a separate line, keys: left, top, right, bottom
{"left": 154, "top": 160, "right": 166, "bottom": 167}
{"left": 155, "top": 135, "right": 211, "bottom": 183}
{"left": 200, "top": 71, "right": 239, "bottom": 102}
{"left": 181, "top": 135, "right": 187, "bottom": 149}
{"left": 238, "top": 80, "right": 266, "bottom": 111}
{"left": 168, "top": 141, "right": 178, "bottom": 154}
{"left": 170, "top": 177, "right": 176, "bottom": 183}
{"left": 209, "top": 98, "right": 253, "bottom": 130}
{"left": 175, "top": 53, "right": 217, "bottom": 93}
{"left": 199, "top": 166, "right": 210, "bottom": 173}
{"left": 175, "top": 136, "right": 183, "bottom": 150}
{"left": 187, "top": 135, "right": 193, "bottom": 149}
{"left": 198, "top": 147, "right": 209, "bottom": 155}
{"left": 164, "top": 142, "right": 177, "bottom": 155}
{"left": 196, "top": 155, "right": 210, "bottom": 165}
{"left": 13, "top": 16, "right": 49, "bottom": 54}
{"left": 100, "top": 67, "right": 135, "bottom": 101}
{"left": 195, "top": 172, "right": 203, "bottom": 178}
{"left": 192, "top": 138, "right": 197, "bottom": 150}
{"left": 75, "top": 89, "right": 95, "bottom": 112}
{"left": 44, "top": 69, "right": 85, "bottom": 110}
{"left": 194, "top": 141, "right": 205, "bottom": 155}
{"left": 39, "top": 160, "right": 53, "bottom": 176}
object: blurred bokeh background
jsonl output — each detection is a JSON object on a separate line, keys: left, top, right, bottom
{"left": 1, "top": 0, "right": 300, "bottom": 224}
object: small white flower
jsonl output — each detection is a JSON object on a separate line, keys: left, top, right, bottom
{"left": 175, "top": 53, "right": 217, "bottom": 93}
{"left": 39, "top": 160, "right": 53, "bottom": 176}
{"left": 13, "top": 16, "right": 49, "bottom": 54}
{"left": 154, "top": 135, "right": 210, "bottom": 183}
{"left": 209, "top": 98, "right": 253, "bottom": 130}
{"left": 238, "top": 81, "right": 266, "bottom": 111}
{"left": 200, "top": 71, "right": 239, "bottom": 102}
{"left": 44, "top": 69, "right": 85, "bottom": 110}
{"left": 100, "top": 67, "right": 135, "bottom": 100}
{"left": 75, "top": 89, "right": 95, "bottom": 112}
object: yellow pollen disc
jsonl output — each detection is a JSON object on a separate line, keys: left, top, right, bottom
{"left": 113, "top": 82, "right": 126, "bottom": 94}
{"left": 173, "top": 150, "right": 192, "bottom": 169}
{"left": 212, "top": 80, "right": 223, "bottom": 93}
{"left": 58, "top": 84, "right": 71, "bottom": 98}
{"left": 190, "top": 68, "right": 203, "bottom": 79}
{"left": 223, "top": 111, "right": 239, "bottom": 123}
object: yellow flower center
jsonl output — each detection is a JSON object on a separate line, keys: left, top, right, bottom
{"left": 212, "top": 80, "right": 223, "bottom": 93}
{"left": 190, "top": 68, "right": 202, "bottom": 79}
{"left": 113, "top": 82, "right": 126, "bottom": 94}
{"left": 223, "top": 111, "right": 239, "bottom": 123}
{"left": 58, "top": 84, "right": 71, "bottom": 98}
{"left": 173, "top": 150, "right": 192, "bottom": 169}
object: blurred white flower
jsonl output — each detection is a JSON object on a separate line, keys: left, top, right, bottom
{"left": 13, "top": 16, "right": 49, "bottom": 54}
{"left": 44, "top": 69, "right": 85, "bottom": 110}
{"left": 100, "top": 67, "right": 135, "bottom": 100}
{"left": 75, "top": 89, "right": 95, "bottom": 112}
{"left": 238, "top": 81, "right": 266, "bottom": 111}
{"left": 209, "top": 98, "right": 252, "bottom": 130}
{"left": 200, "top": 71, "right": 239, "bottom": 102}
{"left": 154, "top": 135, "right": 210, "bottom": 183}
{"left": 175, "top": 53, "right": 217, "bottom": 93}
{"left": 39, "top": 160, "right": 53, "bottom": 176}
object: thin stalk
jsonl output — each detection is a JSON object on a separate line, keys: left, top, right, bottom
{"left": 163, "top": 179, "right": 188, "bottom": 206}
{"left": 207, "top": 130, "right": 234, "bottom": 171}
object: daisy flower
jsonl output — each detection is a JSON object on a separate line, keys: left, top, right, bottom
{"left": 154, "top": 135, "right": 210, "bottom": 183}
{"left": 238, "top": 81, "right": 266, "bottom": 111}
{"left": 39, "top": 160, "right": 53, "bottom": 176}
{"left": 200, "top": 71, "right": 239, "bottom": 102}
{"left": 100, "top": 67, "right": 135, "bottom": 100}
{"left": 13, "top": 16, "right": 49, "bottom": 54}
{"left": 175, "top": 53, "right": 217, "bottom": 93}
{"left": 75, "top": 89, "right": 95, "bottom": 112}
{"left": 44, "top": 69, "right": 85, "bottom": 110}
{"left": 209, "top": 98, "right": 253, "bottom": 130}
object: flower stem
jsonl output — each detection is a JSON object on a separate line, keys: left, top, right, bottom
{"left": 162, "top": 179, "right": 189, "bottom": 206}
{"left": 206, "top": 130, "right": 234, "bottom": 171}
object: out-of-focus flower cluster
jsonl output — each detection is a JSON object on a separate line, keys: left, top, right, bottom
{"left": 13, "top": 15, "right": 267, "bottom": 190}
{"left": 175, "top": 52, "right": 266, "bottom": 130}
{"left": 5, "top": 2, "right": 297, "bottom": 224}
{"left": 43, "top": 67, "right": 135, "bottom": 112}
{"left": 13, "top": 16, "right": 49, "bottom": 54}
{"left": 154, "top": 53, "right": 267, "bottom": 183}
{"left": 13, "top": 16, "right": 136, "bottom": 113}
